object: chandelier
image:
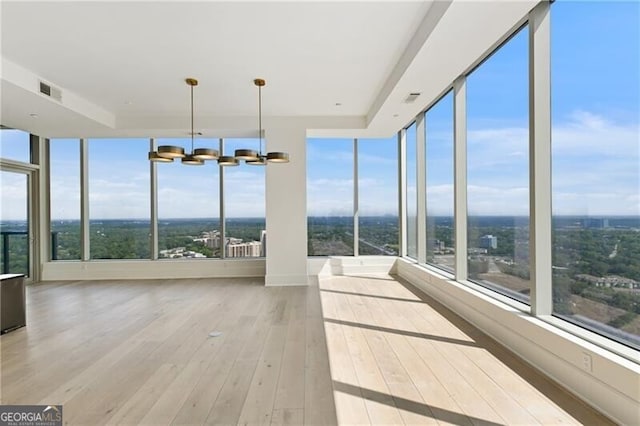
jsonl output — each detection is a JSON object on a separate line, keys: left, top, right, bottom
{"left": 148, "top": 78, "right": 289, "bottom": 166}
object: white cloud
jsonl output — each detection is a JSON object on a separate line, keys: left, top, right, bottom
{"left": 464, "top": 109, "right": 638, "bottom": 215}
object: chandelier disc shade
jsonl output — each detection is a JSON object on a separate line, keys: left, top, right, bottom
{"left": 181, "top": 154, "right": 205, "bottom": 165}
{"left": 193, "top": 148, "right": 219, "bottom": 160}
{"left": 234, "top": 149, "right": 259, "bottom": 161}
{"left": 218, "top": 155, "right": 239, "bottom": 166}
{"left": 148, "top": 151, "right": 174, "bottom": 162}
{"left": 266, "top": 152, "right": 290, "bottom": 163}
{"left": 246, "top": 157, "right": 267, "bottom": 165}
{"left": 157, "top": 145, "right": 185, "bottom": 159}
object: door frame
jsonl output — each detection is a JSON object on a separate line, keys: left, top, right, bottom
{"left": 0, "top": 159, "right": 40, "bottom": 283}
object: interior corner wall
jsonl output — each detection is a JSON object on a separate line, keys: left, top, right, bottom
{"left": 265, "top": 125, "right": 308, "bottom": 286}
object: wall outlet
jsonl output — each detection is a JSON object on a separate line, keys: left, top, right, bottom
{"left": 581, "top": 352, "right": 592, "bottom": 373}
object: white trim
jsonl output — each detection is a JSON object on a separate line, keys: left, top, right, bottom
{"left": 39, "top": 138, "right": 50, "bottom": 269}
{"left": 0, "top": 158, "right": 39, "bottom": 172}
{"left": 219, "top": 138, "right": 226, "bottom": 259}
{"left": 80, "top": 138, "right": 89, "bottom": 261}
{"left": 453, "top": 76, "right": 467, "bottom": 280}
{"left": 398, "top": 129, "right": 407, "bottom": 257}
{"left": 415, "top": 114, "right": 426, "bottom": 264}
{"left": 529, "top": 1, "right": 552, "bottom": 315}
{"left": 353, "top": 138, "right": 359, "bottom": 256}
{"left": 150, "top": 138, "right": 158, "bottom": 260}
{"left": 41, "top": 258, "right": 265, "bottom": 281}
{"left": 265, "top": 273, "right": 309, "bottom": 287}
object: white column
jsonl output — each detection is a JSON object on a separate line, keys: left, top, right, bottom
{"left": 529, "top": 1, "right": 552, "bottom": 315}
{"left": 265, "top": 125, "right": 308, "bottom": 286}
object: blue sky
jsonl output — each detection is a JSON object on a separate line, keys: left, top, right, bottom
{"left": 1, "top": 1, "right": 638, "bottom": 220}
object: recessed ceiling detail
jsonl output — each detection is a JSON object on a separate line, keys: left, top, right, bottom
{"left": 0, "top": 1, "right": 537, "bottom": 138}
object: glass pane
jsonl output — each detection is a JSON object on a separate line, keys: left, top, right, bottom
{"left": 223, "top": 138, "right": 265, "bottom": 258}
{"left": 157, "top": 138, "right": 220, "bottom": 259}
{"left": 406, "top": 123, "right": 418, "bottom": 259}
{"left": 0, "top": 128, "right": 30, "bottom": 163}
{"left": 551, "top": 1, "right": 640, "bottom": 349}
{"left": 425, "top": 91, "right": 455, "bottom": 273}
{"left": 89, "top": 139, "right": 150, "bottom": 259}
{"left": 0, "top": 171, "right": 29, "bottom": 275}
{"left": 358, "top": 137, "right": 398, "bottom": 256}
{"left": 50, "top": 139, "right": 81, "bottom": 260}
{"left": 307, "top": 138, "right": 354, "bottom": 256}
{"left": 467, "top": 26, "right": 530, "bottom": 303}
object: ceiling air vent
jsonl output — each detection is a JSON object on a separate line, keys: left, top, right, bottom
{"left": 404, "top": 92, "right": 421, "bottom": 104}
{"left": 39, "top": 81, "right": 62, "bottom": 102}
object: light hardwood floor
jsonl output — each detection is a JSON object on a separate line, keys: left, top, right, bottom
{"left": 0, "top": 275, "right": 612, "bottom": 425}
{"left": 319, "top": 274, "right": 614, "bottom": 426}
{"left": 1, "top": 278, "right": 336, "bottom": 425}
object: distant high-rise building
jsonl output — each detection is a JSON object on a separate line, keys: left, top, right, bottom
{"left": 479, "top": 235, "right": 497, "bottom": 249}
{"left": 194, "top": 230, "right": 222, "bottom": 249}
{"left": 227, "top": 241, "right": 262, "bottom": 257}
{"left": 260, "top": 230, "right": 267, "bottom": 257}
{"left": 427, "top": 238, "right": 445, "bottom": 252}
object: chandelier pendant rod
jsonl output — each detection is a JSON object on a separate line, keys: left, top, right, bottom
{"left": 258, "top": 83, "right": 263, "bottom": 156}
{"left": 190, "top": 82, "right": 195, "bottom": 153}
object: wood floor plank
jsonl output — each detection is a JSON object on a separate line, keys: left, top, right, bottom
{"left": 270, "top": 408, "right": 304, "bottom": 426}
{"left": 304, "top": 278, "right": 338, "bottom": 426}
{"left": 104, "top": 363, "right": 182, "bottom": 426}
{"left": 237, "top": 324, "right": 288, "bottom": 425}
{"left": 320, "top": 285, "right": 371, "bottom": 425}
{"left": 273, "top": 287, "right": 307, "bottom": 411}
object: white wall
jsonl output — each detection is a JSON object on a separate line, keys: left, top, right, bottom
{"left": 41, "top": 259, "right": 264, "bottom": 281}
{"left": 395, "top": 259, "right": 640, "bottom": 426}
{"left": 265, "top": 125, "right": 309, "bottom": 286}
{"left": 308, "top": 256, "right": 397, "bottom": 277}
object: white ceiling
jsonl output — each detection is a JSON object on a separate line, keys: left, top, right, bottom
{"left": 0, "top": 0, "right": 538, "bottom": 139}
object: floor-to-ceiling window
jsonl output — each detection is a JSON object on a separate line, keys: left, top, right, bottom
{"left": 223, "top": 139, "right": 265, "bottom": 258}
{"left": 551, "top": 1, "right": 640, "bottom": 348}
{"left": 358, "top": 137, "right": 399, "bottom": 256}
{"left": 88, "top": 138, "right": 150, "bottom": 259}
{"left": 49, "top": 139, "right": 81, "bottom": 260}
{"left": 466, "top": 26, "right": 530, "bottom": 303}
{"left": 307, "top": 138, "right": 354, "bottom": 256}
{"left": 157, "top": 138, "right": 220, "bottom": 259}
{"left": 425, "top": 91, "right": 455, "bottom": 272}
{"left": 405, "top": 123, "right": 418, "bottom": 259}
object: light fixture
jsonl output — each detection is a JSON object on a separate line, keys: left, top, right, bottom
{"left": 149, "top": 78, "right": 219, "bottom": 164}
{"left": 243, "top": 78, "right": 289, "bottom": 165}
{"left": 149, "top": 77, "right": 288, "bottom": 165}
